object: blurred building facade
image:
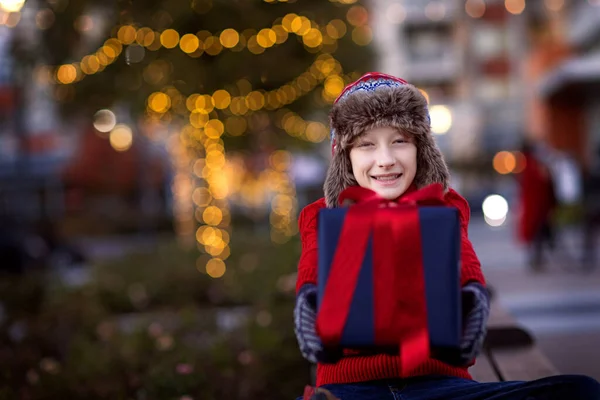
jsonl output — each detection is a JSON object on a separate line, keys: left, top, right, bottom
{"left": 535, "top": 0, "right": 600, "bottom": 170}
{"left": 371, "top": 0, "right": 600, "bottom": 204}
{"left": 371, "top": 0, "right": 535, "bottom": 203}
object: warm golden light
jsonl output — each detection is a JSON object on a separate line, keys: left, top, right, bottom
{"left": 326, "top": 19, "right": 347, "bottom": 39}
{"left": 203, "top": 36, "right": 223, "bottom": 55}
{"left": 257, "top": 28, "right": 277, "bottom": 48}
{"left": 272, "top": 25, "right": 289, "bottom": 44}
{"left": 212, "top": 90, "right": 231, "bottom": 109}
{"left": 505, "top": 0, "right": 526, "bottom": 15}
{"left": 269, "top": 150, "right": 292, "bottom": 171}
{"left": 205, "top": 119, "right": 225, "bottom": 139}
{"left": 220, "top": 28, "right": 240, "bottom": 48}
{"left": 179, "top": 33, "right": 199, "bottom": 53}
{"left": 160, "top": 29, "right": 180, "bottom": 48}
{"left": 0, "top": 0, "right": 25, "bottom": 12}
{"left": 225, "top": 116, "right": 247, "bottom": 136}
{"left": 205, "top": 258, "right": 226, "bottom": 278}
{"left": 290, "top": 16, "right": 311, "bottom": 35}
{"left": 117, "top": 25, "right": 136, "bottom": 45}
{"left": 351, "top": 26, "right": 372, "bottom": 46}
{"left": 195, "top": 94, "right": 214, "bottom": 112}
{"left": 193, "top": 187, "right": 212, "bottom": 207}
{"left": 493, "top": 151, "right": 517, "bottom": 174}
{"left": 202, "top": 206, "right": 223, "bottom": 226}
{"left": 302, "top": 28, "right": 323, "bottom": 48}
{"left": 305, "top": 122, "right": 328, "bottom": 143}
{"left": 148, "top": 92, "right": 171, "bottom": 113}
{"left": 245, "top": 91, "right": 265, "bottom": 111}
{"left": 56, "top": 64, "right": 77, "bottom": 84}
{"left": 281, "top": 13, "right": 298, "bottom": 32}
{"left": 109, "top": 124, "right": 133, "bottom": 152}
{"left": 324, "top": 75, "right": 344, "bottom": 98}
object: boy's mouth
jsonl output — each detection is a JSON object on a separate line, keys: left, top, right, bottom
{"left": 371, "top": 173, "right": 402, "bottom": 182}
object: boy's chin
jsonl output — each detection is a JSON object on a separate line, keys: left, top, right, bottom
{"left": 371, "top": 186, "right": 408, "bottom": 200}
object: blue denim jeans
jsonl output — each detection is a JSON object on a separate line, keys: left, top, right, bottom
{"left": 297, "top": 375, "right": 600, "bottom": 400}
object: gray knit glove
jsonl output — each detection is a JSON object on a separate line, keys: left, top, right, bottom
{"left": 294, "top": 284, "right": 342, "bottom": 364}
{"left": 458, "top": 282, "right": 490, "bottom": 365}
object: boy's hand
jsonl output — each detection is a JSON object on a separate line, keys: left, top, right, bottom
{"left": 458, "top": 282, "right": 490, "bottom": 365}
{"left": 294, "top": 284, "right": 342, "bottom": 364}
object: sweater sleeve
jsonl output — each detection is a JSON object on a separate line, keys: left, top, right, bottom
{"left": 445, "top": 189, "right": 486, "bottom": 287}
{"left": 295, "top": 198, "right": 326, "bottom": 294}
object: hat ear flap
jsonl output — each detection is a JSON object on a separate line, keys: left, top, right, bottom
{"left": 414, "top": 133, "right": 450, "bottom": 190}
{"left": 323, "top": 149, "right": 357, "bottom": 208}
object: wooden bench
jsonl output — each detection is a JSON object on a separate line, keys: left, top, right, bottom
{"left": 469, "top": 300, "right": 559, "bottom": 382}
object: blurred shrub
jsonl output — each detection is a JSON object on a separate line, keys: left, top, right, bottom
{"left": 0, "top": 230, "right": 310, "bottom": 399}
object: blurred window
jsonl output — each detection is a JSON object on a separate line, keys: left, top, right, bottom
{"left": 405, "top": 25, "right": 454, "bottom": 63}
{"left": 472, "top": 25, "right": 507, "bottom": 60}
{"left": 477, "top": 77, "right": 509, "bottom": 100}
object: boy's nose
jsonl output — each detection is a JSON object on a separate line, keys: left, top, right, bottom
{"left": 376, "top": 149, "right": 396, "bottom": 168}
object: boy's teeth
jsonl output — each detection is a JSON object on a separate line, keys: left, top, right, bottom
{"left": 374, "top": 175, "right": 400, "bottom": 181}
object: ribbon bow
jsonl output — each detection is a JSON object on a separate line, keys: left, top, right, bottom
{"left": 317, "top": 183, "right": 445, "bottom": 373}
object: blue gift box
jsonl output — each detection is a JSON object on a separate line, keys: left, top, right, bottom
{"left": 317, "top": 206, "right": 462, "bottom": 361}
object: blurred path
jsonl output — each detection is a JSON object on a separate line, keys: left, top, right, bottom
{"left": 470, "top": 216, "right": 600, "bottom": 380}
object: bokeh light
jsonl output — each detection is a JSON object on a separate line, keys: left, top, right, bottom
{"left": 466, "top": 0, "right": 486, "bottom": 18}
{"left": 351, "top": 26, "right": 372, "bottom": 46}
{"left": 493, "top": 151, "right": 517, "bottom": 174}
{"left": 56, "top": 64, "right": 77, "bottom": 84}
{"left": 93, "top": 109, "right": 117, "bottom": 133}
{"left": 109, "top": 124, "right": 133, "bottom": 152}
{"left": 220, "top": 28, "right": 240, "bottom": 48}
{"left": 346, "top": 5, "right": 369, "bottom": 27}
{"left": 35, "top": 8, "right": 55, "bottom": 29}
{"left": 160, "top": 29, "right": 180, "bottom": 49}
{"left": 118, "top": 25, "right": 136, "bottom": 45}
{"left": 326, "top": 19, "right": 347, "bottom": 39}
{"left": 0, "top": 0, "right": 25, "bottom": 12}
{"left": 179, "top": 33, "right": 200, "bottom": 53}
{"left": 386, "top": 4, "right": 406, "bottom": 24}
{"left": 482, "top": 194, "right": 509, "bottom": 227}
{"left": 505, "top": 0, "right": 526, "bottom": 15}
{"left": 148, "top": 92, "right": 171, "bottom": 113}
{"left": 206, "top": 258, "right": 226, "bottom": 278}
{"left": 430, "top": 105, "right": 452, "bottom": 135}
{"left": 513, "top": 151, "right": 526, "bottom": 173}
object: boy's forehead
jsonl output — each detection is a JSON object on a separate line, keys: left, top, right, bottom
{"left": 361, "top": 126, "right": 407, "bottom": 137}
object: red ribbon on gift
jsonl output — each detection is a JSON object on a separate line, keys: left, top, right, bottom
{"left": 316, "top": 183, "right": 446, "bottom": 374}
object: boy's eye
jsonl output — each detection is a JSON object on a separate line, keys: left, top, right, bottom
{"left": 356, "top": 141, "right": 373, "bottom": 148}
{"left": 393, "top": 138, "right": 407, "bottom": 144}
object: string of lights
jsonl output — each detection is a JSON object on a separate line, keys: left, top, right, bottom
{"left": 50, "top": 10, "right": 373, "bottom": 86}
{"left": 147, "top": 53, "right": 343, "bottom": 123}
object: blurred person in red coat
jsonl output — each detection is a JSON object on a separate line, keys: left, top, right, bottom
{"left": 516, "top": 139, "right": 558, "bottom": 272}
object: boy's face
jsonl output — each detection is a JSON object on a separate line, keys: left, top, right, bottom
{"left": 349, "top": 126, "right": 417, "bottom": 200}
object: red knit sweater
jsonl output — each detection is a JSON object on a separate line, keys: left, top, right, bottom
{"left": 295, "top": 187, "right": 486, "bottom": 387}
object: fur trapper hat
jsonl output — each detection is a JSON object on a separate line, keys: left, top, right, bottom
{"left": 323, "top": 72, "right": 450, "bottom": 208}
